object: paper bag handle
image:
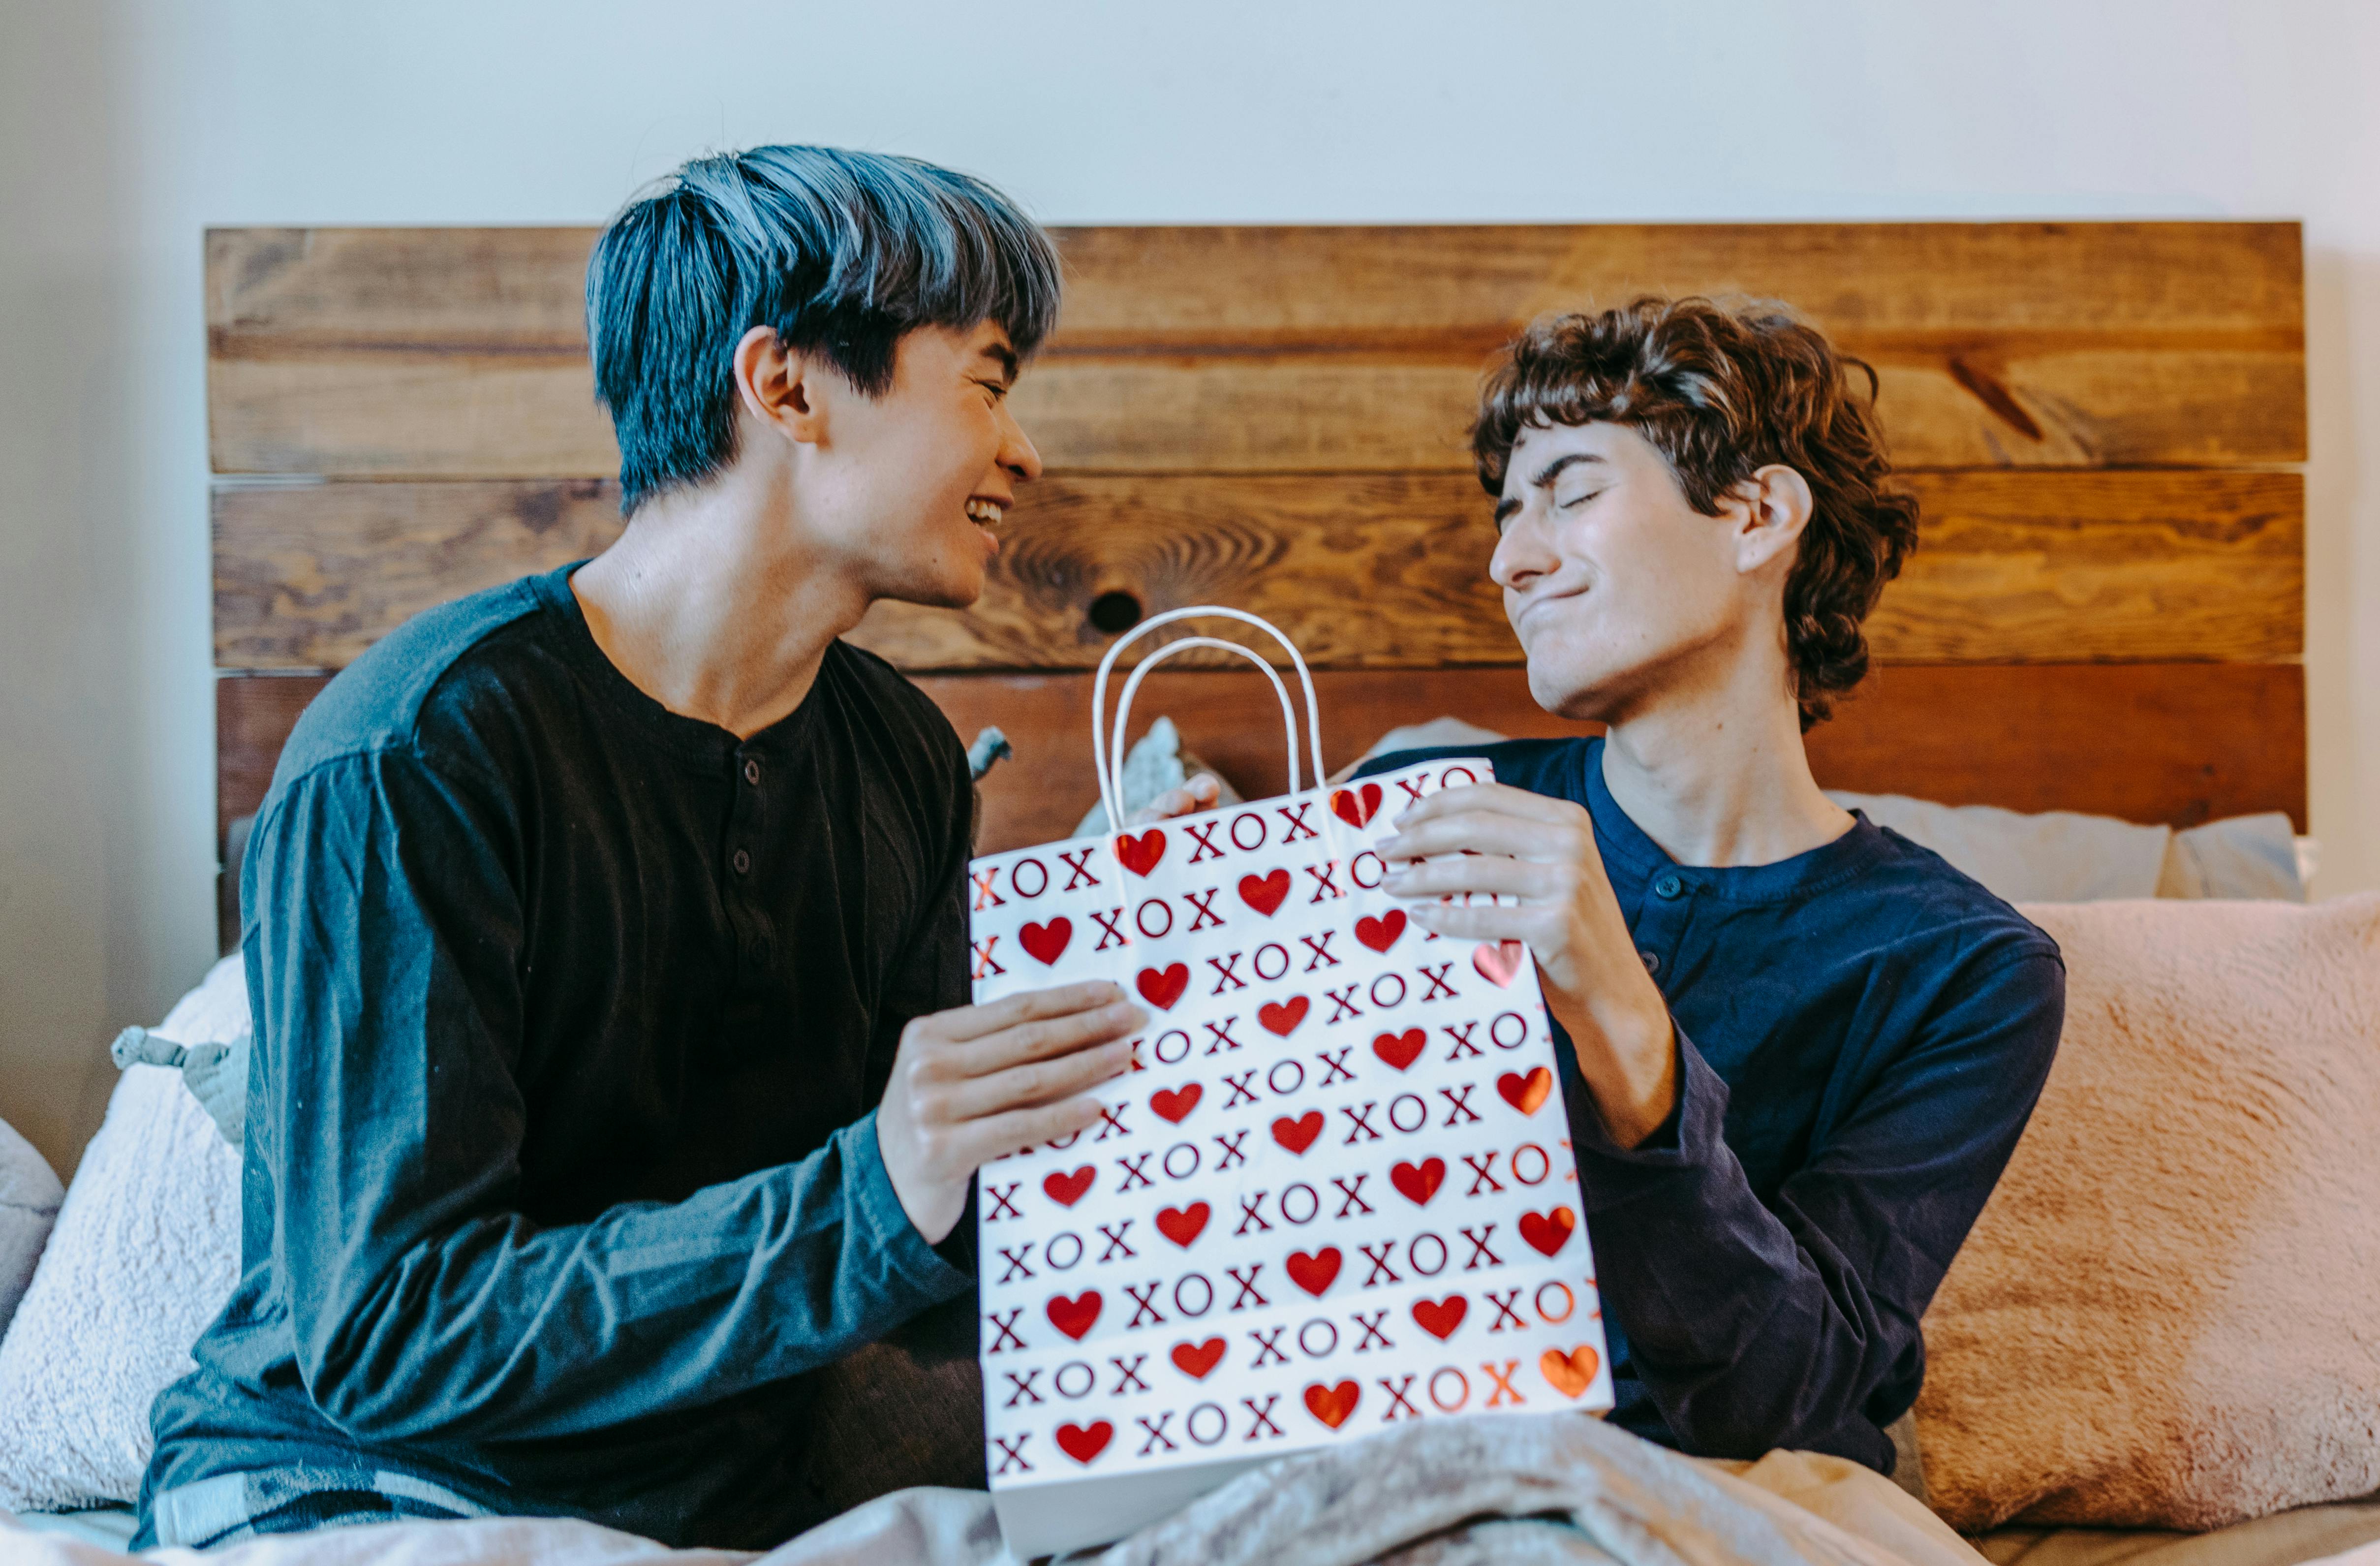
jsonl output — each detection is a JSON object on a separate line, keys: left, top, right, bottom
{"left": 1091, "top": 606, "right": 1329, "bottom": 838}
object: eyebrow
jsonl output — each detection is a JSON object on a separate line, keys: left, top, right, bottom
{"left": 978, "top": 341, "right": 1020, "bottom": 384}
{"left": 1493, "top": 450, "right": 1604, "bottom": 525}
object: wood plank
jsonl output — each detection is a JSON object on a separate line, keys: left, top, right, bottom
{"left": 215, "top": 470, "right": 2303, "bottom": 672}
{"left": 216, "top": 673, "right": 321, "bottom": 840}
{"left": 215, "top": 664, "right": 2307, "bottom": 869}
{"left": 207, "top": 223, "right": 2304, "bottom": 476}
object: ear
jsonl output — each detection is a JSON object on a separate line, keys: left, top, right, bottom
{"left": 1730, "top": 464, "right": 1815, "bottom": 576}
{"left": 731, "top": 324, "right": 830, "bottom": 448}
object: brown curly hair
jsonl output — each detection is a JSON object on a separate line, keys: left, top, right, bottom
{"left": 1472, "top": 296, "right": 1919, "bottom": 730}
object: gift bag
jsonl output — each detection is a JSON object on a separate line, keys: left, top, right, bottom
{"left": 967, "top": 609, "right": 1613, "bottom": 1557}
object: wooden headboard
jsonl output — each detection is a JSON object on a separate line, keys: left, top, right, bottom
{"left": 207, "top": 222, "right": 2306, "bottom": 947}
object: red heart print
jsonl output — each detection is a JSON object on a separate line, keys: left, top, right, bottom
{"left": 1390, "top": 1157, "right": 1445, "bottom": 1206}
{"left": 1258, "top": 996, "right": 1310, "bottom": 1036}
{"left": 1354, "top": 910, "right": 1407, "bottom": 953}
{"left": 1019, "top": 918, "right": 1071, "bottom": 966}
{"left": 1046, "top": 1290, "right": 1102, "bottom": 1340}
{"left": 1285, "top": 1247, "right": 1342, "bottom": 1296}
{"left": 1150, "top": 1083, "right": 1202, "bottom": 1124}
{"left": 1115, "top": 830, "right": 1166, "bottom": 877}
{"left": 1498, "top": 1066, "right": 1552, "bottom": 1115}
{"left": 1519, "top": 1205, "right": 1577, "bottom": 1257}
{"left": 1371, "top": 1028, "right": 1424, "bottom": 1071}
{"left": 1542, "top": 1345, "right": 1601, "bottom": 1399}
{"left": 1137, "top": 963, "right": 1190, "bottom": 1010}
{"left": 1304, "top": 1379, "right": 1361, "bottom": 1429}
{"left": 1271, "top": 1111, "right": 1324, "bottom": 1154}
{"left": 1473, "top": 939, "right": 1526, "bottom": 987}
{"left": 1411, "top": 1294, "right": 1468, "bottom": 1340}
{"left": 1042, "top": 1165, "right": 1095, "bottom": 1207}
{"left": 1330, "top": 782, "right": 1383, "bottom": 829}
{"left": 1238, "top": 869, "right": 1291, "bottom": 916}
{"left": 1056, "top": 1420, "right": 1113, "bottom": 1463}
{"left": 1171, "top": 1337, "right": 1227, "bottom": 1379}
{"left": 1156, "top": 1202, "right": 1210, "bottom": 1248}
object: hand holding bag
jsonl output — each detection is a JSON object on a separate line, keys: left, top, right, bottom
{"left": 966, "top": 608, "right": 1613, "bottom": 1557}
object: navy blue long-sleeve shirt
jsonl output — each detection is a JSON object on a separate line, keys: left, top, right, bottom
{"left": 1358, "top": 738, "right": 2064, "bottom": 1473}
{"left": 141, "top": 566, "right": 976, "bottom": 1549}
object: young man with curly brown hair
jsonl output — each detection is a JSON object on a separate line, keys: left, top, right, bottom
{"left": 1358, "top": 297, "right": 2067, "bottom": 1480}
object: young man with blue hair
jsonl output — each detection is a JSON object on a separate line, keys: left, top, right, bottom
{"left": 137, "top": 147, "right": 1144, "bottom": 1550}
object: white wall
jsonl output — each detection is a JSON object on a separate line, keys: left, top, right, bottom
{"left": 2, "top": 0, "right": 2374, "bottom": 1173}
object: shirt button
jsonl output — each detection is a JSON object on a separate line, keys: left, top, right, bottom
{"left": 743, "top": 759, "right": 761, "bottom": 786}
{"left": 1640, "top": 950, "right": 1661, "bottom": 974}
{"left": 732, "top": 848, "right": 752, "bottom": 875}
{"left": 1654, "top": 873, "right": 1685, "bottom": 899}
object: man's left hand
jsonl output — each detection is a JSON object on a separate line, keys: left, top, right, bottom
{"left": 1378, "top": 782, "right": 1678, "bottom": 1148}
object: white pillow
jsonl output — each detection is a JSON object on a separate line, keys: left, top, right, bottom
{"left": 0, "top": 1117, "right": 64, "bottom": 1336}
{"left": 0, "top": 958, "right": 247, "bottom": 1511}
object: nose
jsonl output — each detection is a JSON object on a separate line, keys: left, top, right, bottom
{"left": 1489, "top": 501, "right": 1556, "bottom": 594}
{"left": 997, "top": 400, "right": 1044, "bottom": 484}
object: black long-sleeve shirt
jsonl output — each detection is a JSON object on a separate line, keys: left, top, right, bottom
{"left": 140, "top": 565, "right": 976, "bottom": 1548}
{"left": 1358, "top": 738, "right": 2064, "bottom": 1472}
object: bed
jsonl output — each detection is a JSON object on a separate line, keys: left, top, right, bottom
{"left": 27, "top": 216, "right": 2337, "bottom": 1563}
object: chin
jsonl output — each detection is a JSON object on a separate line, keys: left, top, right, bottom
{"left": 892, "top": 571, "right": 984, "bottom": 611}
{"left": 1518, "top": 626, "right": 1626, "bottom": 723}
{"left": 1526, "top": 662, "right": 1623, "bottom": 725}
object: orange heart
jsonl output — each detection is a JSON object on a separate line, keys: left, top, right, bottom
{"left": 1303, "top": 1378, "right": 1360, "bottom": 1429}
{"left": 1171, "top": 1337, "right": 1226, "bottom": 1379}
{"left": 1541, "top": 1345, "right": 1601, "bottom": 1399}
{"left": 1498, "top": 1066, "right": 1552, "bottom": 1115}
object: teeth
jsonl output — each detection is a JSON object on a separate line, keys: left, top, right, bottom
{"left": 966, "top": 499, "right": 1005, "bottom": 527}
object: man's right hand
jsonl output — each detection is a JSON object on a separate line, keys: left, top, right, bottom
{"left": 876, "top": 982, "right": 1145, "bottom": 1245}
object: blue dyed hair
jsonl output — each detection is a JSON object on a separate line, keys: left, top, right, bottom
{"left": 588, "top": 145, "right": 1063, "bottom": 515}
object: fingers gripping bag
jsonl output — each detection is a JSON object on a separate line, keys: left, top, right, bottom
{"left": 965, "top": 608, "right": 1612, "bottom": 1556}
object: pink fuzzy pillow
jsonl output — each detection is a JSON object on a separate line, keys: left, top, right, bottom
{"left": 1916, "top": 895, "right": 2380, "bottom": 1532}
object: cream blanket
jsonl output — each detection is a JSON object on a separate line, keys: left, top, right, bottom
{"left": 2, "top": 1417, "right": 1979, "bottom": 1566}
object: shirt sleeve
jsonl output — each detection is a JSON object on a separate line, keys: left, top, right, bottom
{"left": 246, "top": 747, "right": 971, "bottom": 1445}
{"left": 1568, "top": 950, "right": 2065, "bottom": 1464}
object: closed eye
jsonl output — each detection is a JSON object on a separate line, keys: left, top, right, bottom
{"left": 1558, "top": 488, "right": 1604, "bottom": 511}
{"left": 974, "top": 378, "right": 1010, "bottom": 402}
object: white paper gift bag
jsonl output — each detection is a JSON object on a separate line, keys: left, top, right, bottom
{"left": 967, "top": 609, "right": 1613, "bottom": 1557}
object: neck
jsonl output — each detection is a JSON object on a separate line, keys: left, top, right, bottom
{"left": 1595, "top": 647, "right": 1854, "bottom": 869}
{"left": 570, "top": 465, "right": 868, "bottom": 740}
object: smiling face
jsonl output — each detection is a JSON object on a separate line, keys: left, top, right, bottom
{"left": 804, "top": 318, "right": 1044, "bottom": 609}
{"left": 1490, "top": 419, "right": 1776, "bottom": 724}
